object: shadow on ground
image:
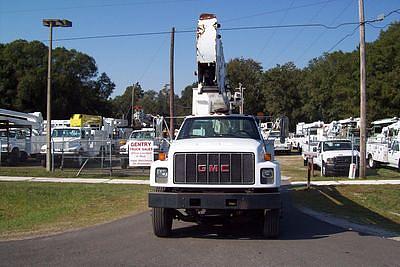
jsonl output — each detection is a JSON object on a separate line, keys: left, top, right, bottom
{"left": 166, "top": 185, "right": 399, "bottom": 240}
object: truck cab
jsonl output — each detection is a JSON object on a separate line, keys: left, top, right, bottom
{"left": 40, "top": 127, "right": 107, "bottom": 166}
{"left": 149, "top": 114, "right": 281, "bottom": 237}
{"left": 119, "top": 128, "right": 169, "bottom": 169}
{"left": 367, "top": 138, "right": 400, "bottom": 170}
{"left": 0, "top": 129, "right": 30, "bottom": 165}
{"left": 314, "top": 139, "right": 359, "bottom": 176}
{"left": 268, "top": 130, "right": 292, "bottom": 154}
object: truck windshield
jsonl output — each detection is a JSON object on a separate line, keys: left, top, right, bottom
{"left": 177, "top": 117, "right": 261, "bottom": 140}
{"left": 323, "top": 141, "right": 352, "bottom": 151}
{"left": 52, "top": 129, "right": 81, "bottom": 138}
{"left": 0, "top": 131, "right": 16, "bottom": 138}
{"left": 129, "top": 131, "right": 155, "bottom": 140}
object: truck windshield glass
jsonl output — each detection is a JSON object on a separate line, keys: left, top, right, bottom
{"left": 52, "top": 129, "right": 81, "bottom": 138}
{"left": 0, "top": 131, "right": 16, "bottom": 138}
{"left": 177, "top": 117, "right": 260, "bottom": 140}
{"left": 323, "top": 141, "right": 352, "bottom": 151}
{"left": 130, "top": 131, "right": 155, "bottom": 140}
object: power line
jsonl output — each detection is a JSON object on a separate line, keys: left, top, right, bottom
{"left": 47, "top": 29, "right": 194, "bottom": 42}
{"left": 268, "top": 0, "right": 330, "bottom": 66}
{"left": 221, "top": 0, "right": 340, "bottom": 23}
{"left": 326, "top": 8, "right": 400, "bottom": 53}
{"left": 327, "top": 25, "right": 360, "bottom": 53}
{"left": 137, "top": 36, "right": 169, "bottom": 82}
{"left": 257, "top": 0, "right": 295, "bottom": 59}
{"left": 295, "top": 0, "right": 355, "bottom": 62}
{"left": 47, "top": 22, "right": 357, "bottom": 43}
{"left": 44, "top": 8, "right": 400, "bottom": 43}
{"left": 366, "top": 22, "right": 393, "bottom": 29}
{"left": 1, "top": 0, "right": 197, "bottom": 14}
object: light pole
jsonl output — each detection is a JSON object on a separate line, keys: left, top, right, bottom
{"left": 43, "top": 19, "right": 72, "bottom": 171}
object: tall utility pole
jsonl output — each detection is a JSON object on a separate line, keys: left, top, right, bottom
{"left": 43, "top": 19, "right": 72, "bottom": 172}
{"left": 131, "top": 85, "right": 135, "bottom": 128}
{"left": 359, "top": 0, "right": 367, "bottom": 178}
{"left": 169, "top": 27, "right": 175, "bottom": 139}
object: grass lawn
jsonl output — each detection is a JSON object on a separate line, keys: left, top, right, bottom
{"left": 276, "top": 154, "right": 400, "bottom": 181}
{"left": 0, "top": 166, "right": 149, "bottom": 180}
{"left": 291, "top": 185, "right": 400, "bottom": 234}
{"left": 0, "top": 182, "right": 149, "bottom": 240}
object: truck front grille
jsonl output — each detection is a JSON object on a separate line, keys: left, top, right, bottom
{"left": 174, "top": 152, "right": 255, "bottom": 185}
{"left": 335, "top": 156, "right": 352, "bottom": 164}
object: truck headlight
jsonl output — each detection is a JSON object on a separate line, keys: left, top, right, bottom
{"left": 326, "top": 158, "right": 335, "bottom": 164}
{"left": 155, "top": 168, "right": 168, "bottom": 183}
{"left": 260, "top": 168, "right": 274, "bottom": 184}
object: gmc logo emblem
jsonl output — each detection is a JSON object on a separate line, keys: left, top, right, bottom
{"left": 198, "top": 164, "right": 230, "bottom": 173}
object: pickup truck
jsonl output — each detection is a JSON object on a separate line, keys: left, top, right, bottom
{"left": 313, "top": 139, "right": 359, "bottom": 176}
{"left": 0, "top": 129, "right": 30, "bottom": 165}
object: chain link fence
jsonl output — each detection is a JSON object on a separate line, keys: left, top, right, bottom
{"left": 1, "top": 138, "right": 151, "bottom": 178}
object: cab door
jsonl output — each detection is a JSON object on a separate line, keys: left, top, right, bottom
{"left": 314, "top": 142, "right": 323, "bottom": 167}
{"left": 16, "top": 130, "right": 28, "bottom": 153}
{"left": 388, "top": 140, "right": 400, "bottom": 167}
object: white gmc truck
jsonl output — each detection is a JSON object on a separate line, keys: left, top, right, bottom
{"left": 148, "top": 14, "right": 281, "bottom": 238}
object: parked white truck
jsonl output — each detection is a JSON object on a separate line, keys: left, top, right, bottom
{"left": 313, "top": 139, "right": 359, "bottom": 176}
{"left": 0, "top": 108, "right": 44, "bottom": 165}
{"left": 40, "top": 126, "right": 108, "bottom": 166}
{"left": 367, "top": 120, "right": 400, "bottom": 169}
{"left": 268, "top": 130, "right": 292, "bottom": 153}
{"left": 148, "top": 14, "right": 282, "bottom": 238}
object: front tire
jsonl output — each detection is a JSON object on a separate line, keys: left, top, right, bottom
{"left": 263, "top": 209, "right": 280, "bottom": 238}
{"left": 120, "top": 158, "right": 128, "bottom": 169}
{"left": 152, "top": 207, "right": 173, "bottom": 237}
{"left": 368, "top": 155, "right": 376, "bottom": 169}
{"left": 152, "top": 187, "right": 173, "bottom": 237}
{"left": 7, "top": 148, "right": 20, "bottom": 166}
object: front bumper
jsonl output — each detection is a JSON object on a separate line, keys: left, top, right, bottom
{"left": 325, "top": 163, "right": 354, "bottom": 174}
{"left": 274, "top": 145, "right": 291, "bottom": 151}
{"left": 148, "top": 191, "right": 281, "bottom": 210}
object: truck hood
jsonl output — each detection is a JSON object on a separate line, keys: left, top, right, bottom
{"left": 170, "top": 138, "right": 263, "bottom": 154}
{"left": 323, "top": 150, "right": 359, "bottom": 159}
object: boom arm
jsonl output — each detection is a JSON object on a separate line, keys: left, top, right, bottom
{"left": 192, "top": 14, "right": 232, "bottom": 115}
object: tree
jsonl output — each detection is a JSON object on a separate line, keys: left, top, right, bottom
{"left": 0, "top": 40, "right": 116, "bottom": 119}
{"left": 96, "top": 72, "right": 115, "bottom": 100}
{"left": 112, "top": 82, "right": 144, "bottom": 119}
{"left": 176, "top": 82, "right": 196, "bottom": 116}
{"left": 226, "top": 58, "right": 264, "bottom": 115}
{"left": 262, "top": 62, "right": 304, "bottom": 129}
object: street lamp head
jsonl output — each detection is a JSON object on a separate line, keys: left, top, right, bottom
{"left": 43, "top": 19, "right": 72, "bottom": 27}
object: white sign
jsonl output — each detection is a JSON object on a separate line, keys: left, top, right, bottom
{"left": 128, "top": 140, "right": 154, "bottom": 167}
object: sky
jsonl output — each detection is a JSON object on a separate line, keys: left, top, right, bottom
{"left": 1, "top": 0, "right": 399, "bottom": 98}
